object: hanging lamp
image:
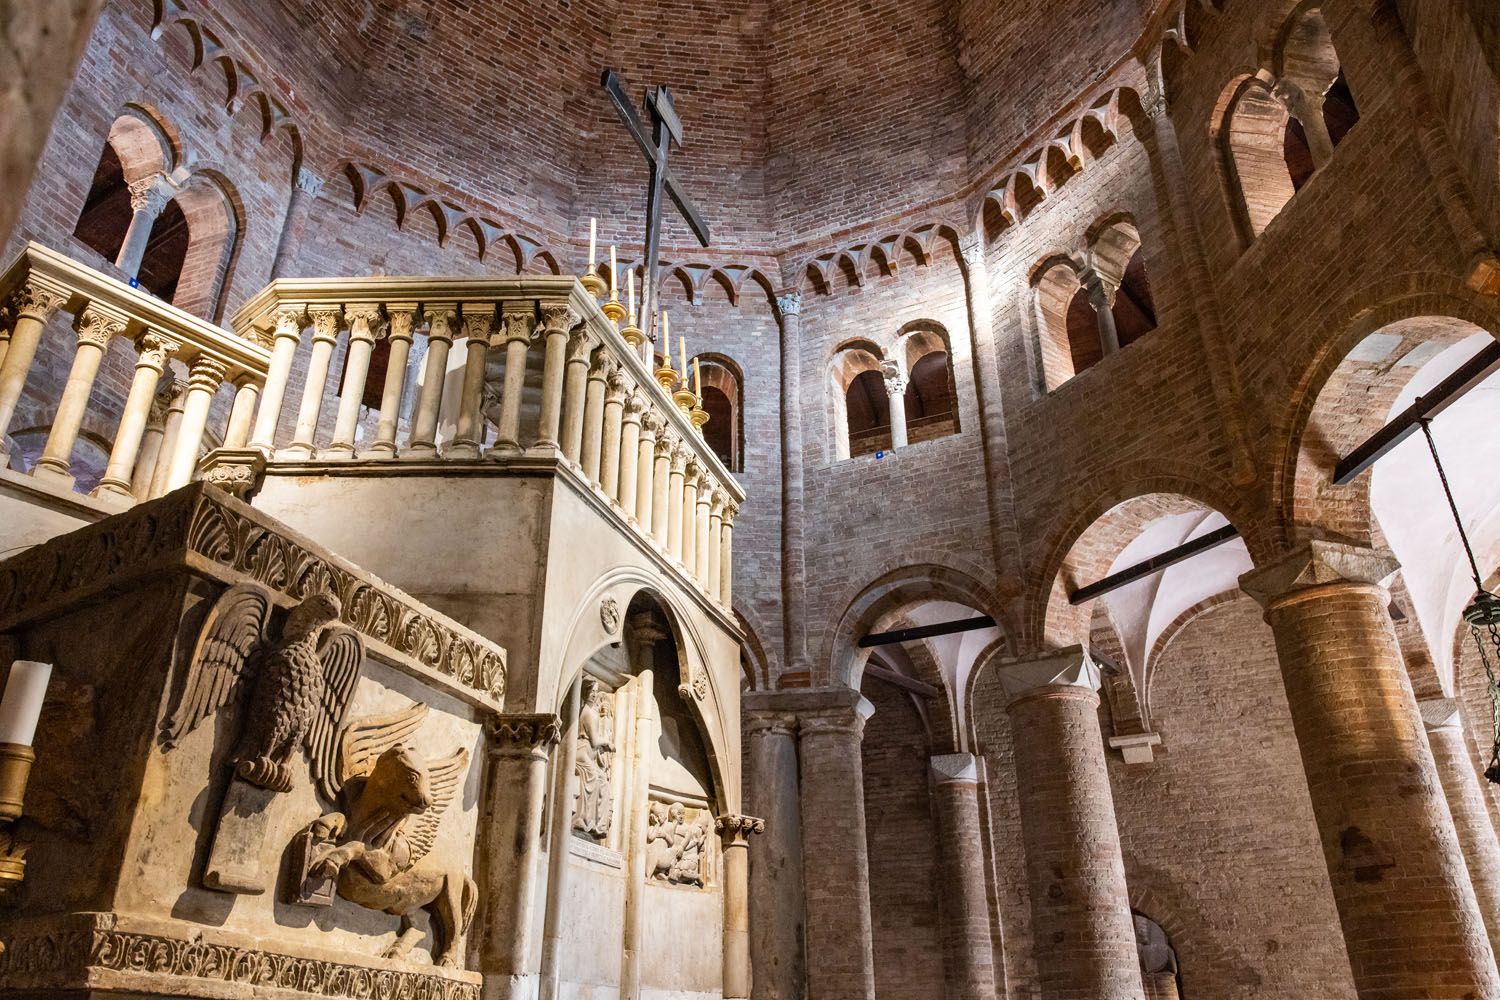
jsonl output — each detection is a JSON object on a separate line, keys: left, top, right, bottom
{"left": 1419, "top": 417, "right": 1500, "bottom": 783}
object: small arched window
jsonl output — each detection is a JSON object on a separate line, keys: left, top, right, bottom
{"left": 845, "top": 369, "right": 891, "bottom": 458}
{"left": 1036, "top": 260, "right": 1105, "bottom": 389}
{"left": 697, "top": 355, "right": 743, "bottom": 473}
{"left": 73, "top": 114, "right": 171, "bottom": 268}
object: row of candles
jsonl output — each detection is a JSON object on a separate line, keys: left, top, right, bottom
{"left": 582, "top": 220, "right": 707, "bottom": 427}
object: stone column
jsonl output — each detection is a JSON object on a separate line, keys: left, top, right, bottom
{"left": 581, "top": 354, "right": 609, "bottom": 483}
{"left": 326, "top": 305, "right": 384, "bottom": 458}
{"left": 1241, "top": 541, "right": 1500, "bottom": 997}
{"left": 535, "top": 303, "right": 576, "bottom": 450}
{"left": 667, "top": 443, "right": 688, "bottom": 560}
{"left": 1084, "top": 275, "right": 1121, "bottom": 357}
{"left": 539, "top": 674, "right": 585, "bottom": 1000}
{"left": 480, "top": 713, "right": 562, "bottom": 1000}
{"left": 1422, "top": 697, "right": 1500, "bottom": 960}
{"left": 249, "top": 307, "right": 304, "bottom": 452}
{"left": 599, "top": 370, "right": 626, "bottom": 498}
{"left": 879, "top": 359, "right": 909, "bottom": 449}
{"left": 489, "top": 312, "right": 532, "bottom": 456}
{"left": 32, "top": 305, "right": 123, "bottom": 486}
{"left": 744, "top": 704, "right": 806, "bottom": 1000}
{"left": 145, "top": 376, "right": 186, "bottom": 499}
{"left": 720, "top": 502, "right": 736, "bottom": 607}
{"left": 284, "top": 307, "right": 343, "bottom": 458}
{"left": 1275, "top": 80, "right": 1336, "bottom": 169}
{"left": 117, "top": 176, "right": 171, "bottom": 277}
{"left": 636, "top": 411, "right": 661, "bottom": 530}
{"left": 694, "top": 481, "right": 712, "bottom": 584}
{"left": 776, "top": 292, "right": 811, "bottom": 676}
{"left": 270, "top": 167, "right": 323, "bottom": 279}
{"left": 798, "top": 690, "right": 877, "bottom": 1000}
{"left": 618, "top": 393, "right": 644, "bottom": 516}
{"left": 368, "top": 305, "right": 417, "bottom": 458}
{"left": 95, "top": 332, "right": 177, "bottom": 499}
{"left": 998, "top": 647, "right": 1143, "bottom": 1000}
{"left": 405, "top": 306, "right": 458, "bottom": 459}
{"left": 222, "top": 373, "right": 260, "bottom": 449}
{"left": 930, "top": 753, "right": 998, "bottom": 1000}
{"left": 682, "top": 460, "right": 700, "bottom": 573}
{"left": 719, "top": 814, "right": 766, "bottom": 1000}
{"left": 165, "top": 356, "right": 228, "bottom": 490}
{"left": 449, "top": 304, "right": 496, "bottom": 459}
{"left": 561, "top": 330, "right": 592, "bottom": 463}
{"left": 708, "top": 491, "right": 725, "bottom": 599}
{"left": 652, "top": 435, "right": 673, "bottom": 545}
{"left": 0, "top": 278, "right": 69, "bottom": 458}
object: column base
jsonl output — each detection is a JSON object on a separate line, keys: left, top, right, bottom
{"left": 28, "top": 461, "right": 76, "bottom": 490}
{"left": 319, "top": 443, "right": 357, "bottom": 460}
{"left": 486, "top": 442, "right": 523, "bottom": 460}
{"left": 445, "top": 442, "right": 481, "bottom": 460}
{"left": 400, "top": 443, "right": 439, "bottom": 461}
{"left": 363, "top": 442, "right": 398, "bottom": 460}
{"left": 90, "top": 478, "right": 135, "bottom": 501}
{"left": 275, "top": 444, "right": 317, "bottom": 461}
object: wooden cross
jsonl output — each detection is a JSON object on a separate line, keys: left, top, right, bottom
{"left": 601, "top": 69, "right": 711, "bottom": 346}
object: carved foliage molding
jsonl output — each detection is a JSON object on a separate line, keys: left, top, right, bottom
{"left": 0, "top": 487, "right": 506, "bottom": 708}
{"left": 0, "top": 923, "right": 480, "bottom": 1000}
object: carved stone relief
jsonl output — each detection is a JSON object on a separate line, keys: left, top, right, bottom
{"left": 645, "top": 800, "right": 714, "bottom": 887}
{"left": 572, "top": 679, "right": 615, "bottom": 840}
{"left": 600, "top": 596, "right": 621, "bottom": 636}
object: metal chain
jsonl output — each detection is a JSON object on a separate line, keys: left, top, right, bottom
{"left": 1481, "top": 620, "right": 1500, "bottom": 782}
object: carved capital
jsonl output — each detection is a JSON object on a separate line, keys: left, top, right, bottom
{"left": 386, "top": 305, "right": 419, "bottom": 342}
{"left": 715, "top": 813, "right": 766, "bottom": 844}
{"left": 605, "top": 369, "right": 629, "bottom": 401}
{"left": 623, "top": 392, "right": 648, "bottom": 421}
{"left": 7, "top": 277, "right": 69, "bottom": 323}
{"left": 743, "top": 710, "right": 796, "bottom": 738}
{"left": 128, "top": 175, "right": 172, "bottom": 216}
{"left": 567, "top": 329, "right": 593, "bottom": 363}
{"left": 187, "top": 356, "right": 229, "bottom": 393}
{"left": 775, "top": 290, "right": 801, "bottom": 317}
{"left": 709, "top": 488, "right": 728, "bottom": 515}
{"left": 720, "top": 500, "right": 739, "bottom": 526}
{"left": 589, "top": 351, "right": 616, "bottom": 381}
{"left": 461, "top": 305, "right": 495, "bottom": 344}
{"left": 308, "top": 307, "right": 343, "bottom": 344}
{"left": 656, "top": 433, "right": 677, "bottom": 460}
{"left": 1239, "top": 541, "right": 1400, "bottom": 611}
{"left": 136, "top": 332, "right": 181, "bottom": 370}
{"left": 958, "top": 232, "right": 984, "bottom": 268}
{"left": 641, "top": 409, "right": 667, "bottom": 439}
{"left": 499, "top": 310, "right": 533, "bottom": 346}
{"left": 294, "top": 166, "right": 326, "bottom": 197}
{"left": 345, "top": 304, "right": 384, "bottom": 343}
{"left": 74, "top": 306, "right": 128, "bottom": 347}
{"left": 879, "top": 357, "right": 908, "bottom": 396}
{"left": 273, "top": 307, "right": 306, "bottom": 341}
{"left": 150, "top": 373, "right": 183, "bottom": 423}
{"left": 487, "top": 713, "right": 563, "bottom": 758}
{"left": 426, "top": 305, "right": 460, "bottom": 344}
{"left": 540, "top": 302, "right": 580, "bottom": 336}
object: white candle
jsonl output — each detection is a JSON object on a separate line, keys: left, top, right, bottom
{"left": 588, "top": 218, "right": 597, "bottom": 270}
{"left": 0, "top": 661, "right": 51, "bottom": 746}
{"left": 610, "top": 245, "right": 618, "bottom": 294}
{"left": 627, "top": 270, "right": 637, "bottom": 324}
{"left": 662, "top": 312, "right": 671, "bottom": 366}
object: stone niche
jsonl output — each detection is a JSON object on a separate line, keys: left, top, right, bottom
{"left": 0, "top": 484, "right": 507, "bottom": 1000}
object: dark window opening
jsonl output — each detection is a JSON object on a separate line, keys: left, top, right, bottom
{"left": 702, "top": 384, "right": 736, "bottom": 471}
{"left": 1113, "top": 250, "right": 1158, "bottom": 349}
{"left": 72, "top": 144, "right": 132, "bottom": 264}
{"left": 1324, "top": 70, "right": 1360, "bottom": 147}
{"left": 1284, "top": 116, "right": 1315, "bottom": 192}
{"left": 137, "top": 199, "right": 189, "bottom": 302}
{"left": 846, "top": 368, "right": 891, "bottom": 457}
{"left": 1066, "top": 288, "right": 1103, "bottom": 375}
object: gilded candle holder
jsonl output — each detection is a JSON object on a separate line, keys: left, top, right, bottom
{"left": 601, "top": 297, "right": 626, "bottom": 325}
{"left": 0, "top": 742, "right": 35, "bottom": 892}
{"left": 580, "top": 268, "right": 607, "bottom": 299}
{"left": 620, "top": 322, "right": 645, "bottom": 349}
{"left": 689, "top": 405, "right": 709, "bottom": 436}
{"left": 655, "top": 365, "right": 679, "bottom": 393}
{"left": 673, "top": 387, "right": 697, "bottom": 415}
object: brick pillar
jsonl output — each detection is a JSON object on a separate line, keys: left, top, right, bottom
{"left": 776, "top": 291, "right": 810, "bottom": 675}
{"left": 797, "top": 689, "right": 876, "bottom": 1000}
{"left": 745, "top": 700, "right": 807, "bottom": 1000}
{"left": 930, "top": 753, "right": 998, "bottom": 1000}
{"left": 1421, "top": 697, "right": 1500, "bottom": 962}
{"left": 1241, "top": 541, "right": 1500, "bottom": 997}
{"left": 999, "top": 647, "right": 1144, "bottom": 1000}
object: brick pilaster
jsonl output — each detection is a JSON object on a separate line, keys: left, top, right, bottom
{"left": 930, "top": 753, "right": 999, "bottom": 1000}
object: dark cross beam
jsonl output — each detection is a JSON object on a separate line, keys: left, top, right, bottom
{"left": 1333, "top": 340, "right": 1500, "bottom": 485}
{"left": 601, "top": 69, "right": 711, "bottom": 346}
{"left": 858, "top": 615, "right": 997, "bottom": 649}
{"left": 1068, "top": 523, "right": 1242, "bottom": 606}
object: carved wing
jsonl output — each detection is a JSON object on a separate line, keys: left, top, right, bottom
{"left": 406, "top": 747, "right": 470, "bottom": 868}
{"left": 307, "top": 625, "right": 364, "bottom": 802}
{"left": 161, "top": 583, "right": 273, "bottom": 747}
{"left": 335, "top": 701, "right": 429, "bottom": 794}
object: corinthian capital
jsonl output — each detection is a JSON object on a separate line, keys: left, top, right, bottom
{"left": 127, "top": 176, "right": 172, "bottom": 216}
{"left": 74, "top": 305, "right": 129, "bottom": 347}
{"left": 7, "top": 277, "right": 70, "bottom": 323}
{"left": 775, "top": 290, "right": 802, "bottom": 317}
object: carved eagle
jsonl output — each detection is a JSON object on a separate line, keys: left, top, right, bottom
{"left": 162, "top": 582, "right": 363, "bottom": 796}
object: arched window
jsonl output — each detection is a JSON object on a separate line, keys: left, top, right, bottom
{"left": 898, "top": 325, "right": 959, "bottom": 444}
{"left": 1221, "top": 7, "right": 1359, "bottom": 243}
{"left": 72, "top": 114, "right": 171, "bottom": 268}
{"left": 137, "top": 198, "right": 189, "bottom": 301}
{"left": 829, "top": 341, "right": 888, "bottom": 460}
{"left": 1089, "top": 217, "right": 1158, "bottom": 349}
{"left": 697, "top": 355, "right": 743, "bottom": 473}
{"left": 1035, "top": 259, "right": 1105, "bottom": 389}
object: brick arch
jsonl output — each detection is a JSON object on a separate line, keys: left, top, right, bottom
{"left": 735, "top": 606, "right": 774, "bottom": 693}
{"left": 1269, "top": 279, "right": 1500, "bottom": 553}
{"left": 821, "top": 560, "right": 1004, "bottom": 693}
{"left": 169, "top": 168, "right": 243, "bottom": 322}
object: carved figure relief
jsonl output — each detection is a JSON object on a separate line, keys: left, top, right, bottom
{"left": 572, "top": 679, "right": 615, "bottom": 840}
{"left": 290, "top": 702, "right": 476, "bottom": 968}
{"left": 600, "top": 596, "right": 621, "bottom": 635}
{"left": 161, "top": 583, "right": 364, "bottom": 893}
{"left": 645, "top": 800, "right": 713, "bottom": 887}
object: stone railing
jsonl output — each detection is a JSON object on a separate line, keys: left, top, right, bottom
{"left": 0, "top": 242, "right": 271, "bottom": 502}
{"left": 231, "top": 276, "right": 745, "bottom": 610}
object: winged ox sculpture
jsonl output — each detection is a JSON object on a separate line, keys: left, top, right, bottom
{"left": 162, "top": 582, "right": 363, "bottom": 797}
{"left": 290, "top": 702, "right": 476, "bottom": 968}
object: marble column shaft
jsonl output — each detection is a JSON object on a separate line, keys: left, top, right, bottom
{"left": 368, "top": 307, "right": 417, "bottom": 457}
{"left": 33, "top": 307, "right": 121, "bottom": 484}
{"left": 0, "top": 280, "right": 68, "bottom": 452}
{"left": 95, "top": 333, "right": 177, "bottom": 498}
{"left": 249, "top": 308, "right": 304, "bottom": 451}
{"left": 406, "top": 307, "right": 457, "bottom": 458}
